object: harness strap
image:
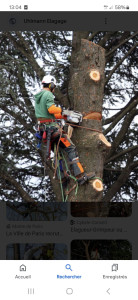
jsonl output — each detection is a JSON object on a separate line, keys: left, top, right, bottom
{"left": 38, "top": 119, "right": 56, "bottom": 124}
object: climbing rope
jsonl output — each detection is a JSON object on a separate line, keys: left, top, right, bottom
{"left": 53, "top": 126, "right": 63, "bottom": 179}
{"left": 66, "top": 122, "right": 102, "bottom": 134}
{"left": 57, "top": 156, "right": 65, "bottom": 202}
{"left": 53, "top": 142, "right": 79, "bottom": 202}
{"left": 43, "top": 144, "right": 47, "bottom": 202}
{"left": 61, "top": 152, "right": 79, "bottom": 198}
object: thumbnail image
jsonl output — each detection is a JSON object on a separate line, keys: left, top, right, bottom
{"left": 71, "top": 240, "right": 132, "bottom": 260}
{"left": 6, "top": 202, "right": 67, "bottom": 221}
{"left": 6, "top": 243, "right": 67, "bottom": 260}
{"left": 0, "top": 31, "right": 137, "bottom": 202}
{"left": 71, "top": 202, "right": 132, "bottom": 217}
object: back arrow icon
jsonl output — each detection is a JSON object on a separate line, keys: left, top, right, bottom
{"left": 106, "top": 288, "right": 110, "bottom": 295}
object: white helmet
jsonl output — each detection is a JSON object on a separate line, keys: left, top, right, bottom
{"left": 42, "top": 75, "right": 57, "bottom": 86}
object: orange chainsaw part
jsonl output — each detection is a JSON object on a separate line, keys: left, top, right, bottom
{"left": 60, "top": 137, "right": 71, "bottom": 147}
{"left": 76, "top": 162, "right": 84, "bottom": 173}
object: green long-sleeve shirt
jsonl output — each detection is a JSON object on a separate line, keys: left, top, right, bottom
{"left": 35, "top": 90, "right": 55, "bottom": 119}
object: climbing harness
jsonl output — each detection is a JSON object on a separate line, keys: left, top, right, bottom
{"left": 35, "top": 118, "right": 103, "bottom": 202}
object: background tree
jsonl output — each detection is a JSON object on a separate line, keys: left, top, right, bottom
{"left": 6, "top": 243, "right": 67, "bottom": 259}
{"left": 71, "top": 240, "right": 132, "bottom": 260}
{"left": 0, "top": 31, "right": 137, "bottom": 202}
{"left": 6, "top": 202, "right": 67, "bottom": 221}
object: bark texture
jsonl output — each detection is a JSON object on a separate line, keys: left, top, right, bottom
{"left": 67, "top": 38, "right": 106, "bottom": 202}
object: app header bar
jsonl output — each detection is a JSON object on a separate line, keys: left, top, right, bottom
{"left": 0, "top": 12, "right": 137, "bottom": 30}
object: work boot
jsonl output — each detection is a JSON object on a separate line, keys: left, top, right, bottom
{"left": 76, "top": 172, "right": 95, "bottom": 185}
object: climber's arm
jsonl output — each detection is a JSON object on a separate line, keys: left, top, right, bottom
{"left": 48, "top": 104, "right": 62, "bottom": 114}
{"left": 48, "top": 105, "right": 67, "bottom": 119}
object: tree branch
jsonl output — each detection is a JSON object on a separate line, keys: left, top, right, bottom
{"left": 103, "top": 149, "right": 138, "bottom": 202}
{"left": 98, "top": 31, "right": 115, "bottom": 47}
{"left": 103, "top": 93, "right": 138, "bottom": 126}
{"left": 106, "top": 31, "right": 138, "bottom": 58}
{"left": 61, "top": 31, "right": 72, "bottom": 47}
{"left": 88, "top": 32, "right": 100, "bottom": 41}
{"left": 6, "top": 32, "right": 44, "bottom": 79}
{"left": 16, "top": 67, "right": 36, "bottom": 123}
{"left": 105, "top": 42, "right": 138, "bottom": 85}
{"left": 109, "top": 109, "right": 137, "bottom": 157}
{"left": 103, "top": 96, "right": 138, "bottom": 134}
{"left": 1, "top": 171, "right": 35, "bottom": 202}
{"left": 0, "top": 104, "right": 34, "bottom": 133}
{"left": 105, "top": 145, "right": 138, "bottom": 164}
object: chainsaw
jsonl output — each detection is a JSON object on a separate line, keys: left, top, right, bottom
{"left": 62, "top": 108, "right": 83, "bottom": 124}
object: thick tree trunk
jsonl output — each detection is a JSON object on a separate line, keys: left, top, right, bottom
{"left": 43, "top": 36, "right": 110, "bottom": 202}
{"left": 67, "top": 38, "right": 108, "bottom": 202}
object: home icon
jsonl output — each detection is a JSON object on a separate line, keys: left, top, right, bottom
{"left": 20, "top": 264, "right": 26, "bottom": 272}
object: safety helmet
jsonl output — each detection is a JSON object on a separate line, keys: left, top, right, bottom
{"left": 42, "top": 75, "right": 57, "bottom": 86}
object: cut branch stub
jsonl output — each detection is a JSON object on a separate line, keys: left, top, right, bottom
{"left": 99, "top": 133, "right": 111, "bottom": 148}
{"left": 83, "top": 111, "right": 102, "bottom": 120}
{"left": 90, "top": 178, "right": 103, "bottom": 192}
{"left": 89, "top": 69, "right": 101, "bottom": 82}
{"left": 67, "top": 125, "right": 74, "bottom": 139}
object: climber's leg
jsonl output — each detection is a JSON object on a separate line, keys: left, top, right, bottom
{"left": 59, "top": 133, "right": 84, "bottom": 177}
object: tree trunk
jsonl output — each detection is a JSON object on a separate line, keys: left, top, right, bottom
{"left": 67, "top": 37, "right": 108, "bottom": 202}
{"left": 42, "top": 36, "right": 110, "bottom": 202}
{"left": 82, "top": 241, "right": 91, "bottom": 260}
{"left": 14, "top": 244, "right": 20, "bottom": 260}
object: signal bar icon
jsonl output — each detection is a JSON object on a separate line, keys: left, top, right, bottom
{"left": 28, "top": 288, "right": 34, "bottom": 295}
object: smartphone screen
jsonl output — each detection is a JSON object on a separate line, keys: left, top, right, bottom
{"left": 0, "top": 1, "right": 138, "bottom": 298}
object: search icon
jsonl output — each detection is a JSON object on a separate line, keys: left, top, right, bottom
{"left": 65, "top": 264, "right": 72, "bottom": 271}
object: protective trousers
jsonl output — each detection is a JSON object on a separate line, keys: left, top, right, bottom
{"left": 51, "top": 127, "right": 84, "bottom": 177}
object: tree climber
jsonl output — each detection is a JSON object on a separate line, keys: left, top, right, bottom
{"left": 34, "top": 75, "right": 95, "bottom": 185}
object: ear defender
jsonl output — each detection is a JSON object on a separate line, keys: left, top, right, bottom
{"left": 49, "top": 82, "right": 55, "bottom": 91}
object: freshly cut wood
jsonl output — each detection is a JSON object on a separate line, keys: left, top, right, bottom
{"left": 67, "top": 125, "right": 74, "bottom": 139}
{"left": 99, "top": 133, "right": 111, "bottom": 148}
{"left": 89, "top": 69, "right": 100, "bottom": 82}
{"left": 90, "top": 178, "right": 103, "bottom": 191}
{"left": 83, "top": 111, "right": 102, "bottom": 120}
